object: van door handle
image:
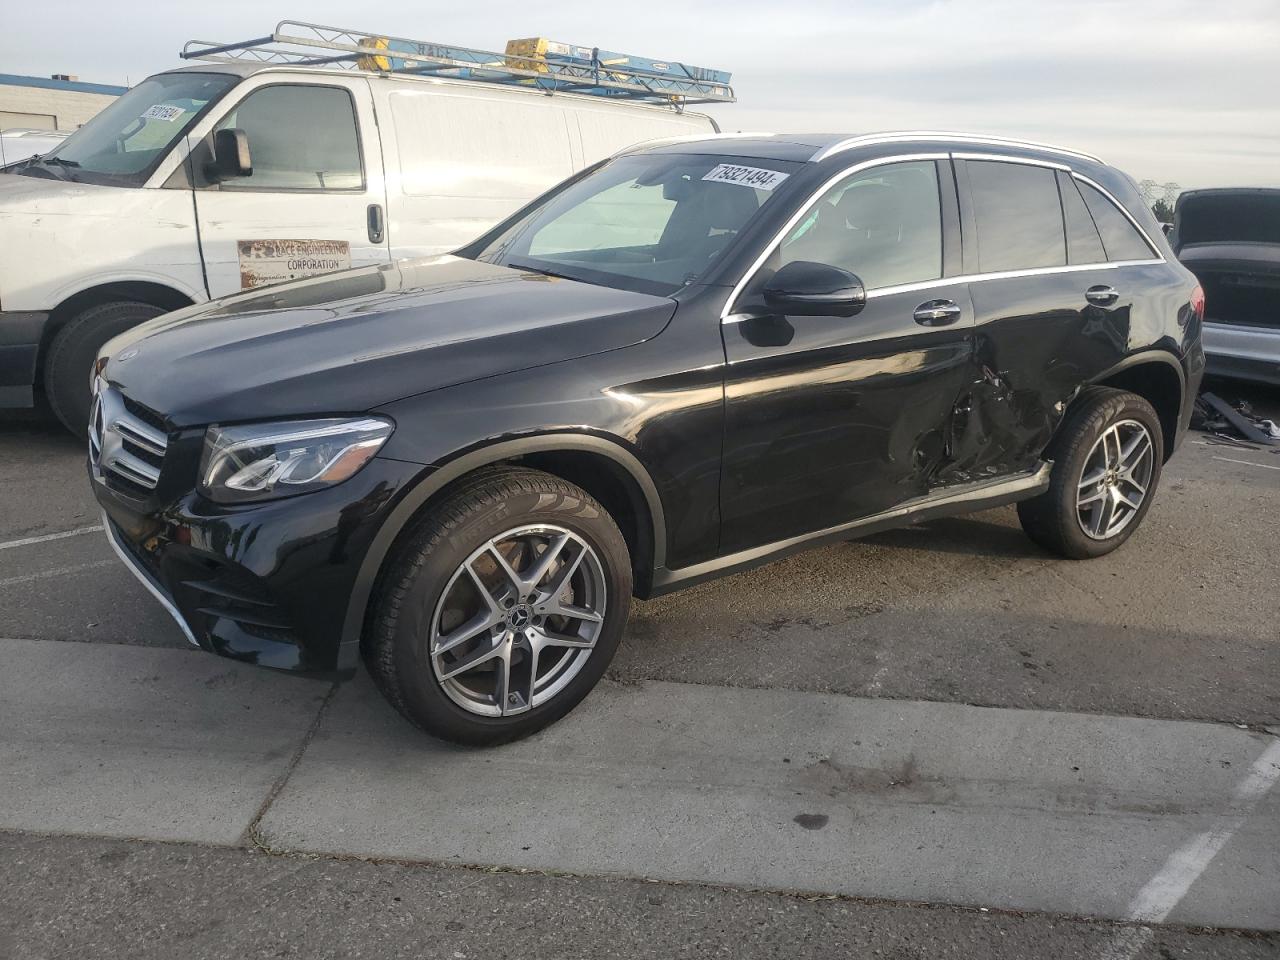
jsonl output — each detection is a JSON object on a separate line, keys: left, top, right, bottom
{"left": 913, "top": 299, "right": 962, "bottom": 326}
{"left": 367, "top": 203, "right": 385, "bottom": 244}
{"left": 1085, "top": 285, "right": 1119, "bottom": 306}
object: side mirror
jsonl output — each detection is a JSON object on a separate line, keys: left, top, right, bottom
{"left": 207, "top": 128, "right": 252, "bottom": 182}
{"left": 761, "top": 260, "right": 866, "bottom": 318}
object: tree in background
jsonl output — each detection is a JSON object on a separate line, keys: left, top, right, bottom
{"left": 1139, "top": 179, "right": 1181, "bottom": 223}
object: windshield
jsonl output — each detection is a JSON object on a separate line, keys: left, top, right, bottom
{"left": 471, "top": 153, "right": 800, "bottom": 296}
{"left": 19, "top": 72, "right": 236, "bottom": 187}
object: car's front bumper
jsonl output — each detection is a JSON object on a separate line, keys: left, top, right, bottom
{"left": 0, "top": 310, "right": 49, "bottom": 407}
{"left": 93, "top": 455, "right": 426, "bottom": 676}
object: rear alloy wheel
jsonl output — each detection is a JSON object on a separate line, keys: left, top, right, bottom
{"left": 1017, "top": 387, "right": 1164, "bottom": 559}
{"left": 365, "top": 468, "right": 631, "bottom": 745}
{"left": 1074, "top": 419, "right": 1155, "bottom": 541}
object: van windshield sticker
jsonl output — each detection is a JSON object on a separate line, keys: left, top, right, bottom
{"left": 141, "top": 104, "right": 185, "bottom": 123}
{"left": 702, "top": 164, "right": 789, "bottom": 191}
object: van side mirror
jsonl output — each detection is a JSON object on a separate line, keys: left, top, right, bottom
{"left": 762, "top": 261, "right": 866, "bottom": 318}
{"left": 207, "top": 128, "right": 252, "bottom": 182}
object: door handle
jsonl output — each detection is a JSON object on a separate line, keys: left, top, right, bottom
{"left": 913, "top": 299, "right": 962, "bottom": 326}
{"left": 1085, "top": 284, "right": 1119, "bottom": 306}
{"left": 367, "top": 203, "right": 385, "bottom": 244}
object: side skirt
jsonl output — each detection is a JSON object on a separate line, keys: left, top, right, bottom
{"left": 647, "top": 461, "right": 1052, "bottom": 596}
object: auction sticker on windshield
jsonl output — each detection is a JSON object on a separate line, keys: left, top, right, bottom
{"left": 141, "top": 104, "right": 185, "bottom": 122}
{"left": 237, "top": 239, "right": 352, "bottom": 289}
{"left": 702, "top": 164, "right": 789, "bottom": 191}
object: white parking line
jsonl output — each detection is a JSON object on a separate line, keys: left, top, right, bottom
{"left": 0, "top": 560, "right": 114, "bottom": 588}
{"left": 1100, "top": 738, "right": 1280, "bottom": 960}
{"left": 0, "top": 525, "right": 104, "bottom": 551}
{"left": 1212, "top": 455, "right": 1280, "bottom": 472}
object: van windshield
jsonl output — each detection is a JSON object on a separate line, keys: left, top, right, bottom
{"left": 471, "top": 153, "right": 800, "bottom": 296}
{"left": 18, "top": 72, "right": 236, "bottom": 187}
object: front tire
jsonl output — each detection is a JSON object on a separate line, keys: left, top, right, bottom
{"left": 364, "top": 467, "right": 632, "bottom": 746}
{"left": 44, "top": 300, "right": 166, "bottom": 436}
{"left": 1017, "top": 387, "right": 1164, "bottom": 559}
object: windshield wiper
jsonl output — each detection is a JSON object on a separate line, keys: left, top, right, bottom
{"left": 41, "top": 156, "right": 80, "bottom": 167}
{"left": 506, "top": 260, "right": 596, "bottom": 285}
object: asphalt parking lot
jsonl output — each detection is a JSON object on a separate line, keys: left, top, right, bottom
{"left": 1, "top": 384, "right": 1278, "bottom": 960}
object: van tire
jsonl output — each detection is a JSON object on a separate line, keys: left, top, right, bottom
{"left": 45, "top": 301, "right": 165, "bottom": 436}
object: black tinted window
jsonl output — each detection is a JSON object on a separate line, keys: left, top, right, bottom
{"left": 1078, "top": 182, "right": 1154, "bottom": 261}
{"left": 215, "top": 85, "right": 362, "bottom": 190}
{"left": 968, "top": 161, "right": 1065, "bottom": 272}
{"left": 778, "top": 160, "right": 942, "bottom": 289}
{"left": 1059, "top": 173, "right": 1106, "bottom": 265}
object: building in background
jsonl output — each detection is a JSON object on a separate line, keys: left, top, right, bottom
{"left": 0, "top": 74, "right": 126, "bottom": 131}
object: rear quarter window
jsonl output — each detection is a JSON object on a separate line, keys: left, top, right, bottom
{"left": 1077, "top": 181, "right": 1155, "bottom": 262}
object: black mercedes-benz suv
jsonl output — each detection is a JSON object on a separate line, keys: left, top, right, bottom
{"left": 90, "top": 132, "right": 1205, "bottom": 744}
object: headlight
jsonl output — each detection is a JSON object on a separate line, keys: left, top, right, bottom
{"left": 198, "top": 417, "right": 395, "bottom": 504}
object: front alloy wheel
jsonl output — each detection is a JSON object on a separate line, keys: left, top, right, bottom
{"left": 364, "top": 467, "right": 631, "bottom": 746}
{"left": 431, "top": 525, "right": 607, "bottom": 717}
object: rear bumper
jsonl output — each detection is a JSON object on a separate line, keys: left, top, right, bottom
{"left": 92, "top": 455, "right": 426, "bottom": 676}
{"left": 1203, "top": 321, "right": 1280, "bottom": 386}
{"left": 0, "top": 310, "right": 49, "bottom": 407}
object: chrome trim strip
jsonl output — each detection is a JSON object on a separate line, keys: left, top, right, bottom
{"left": 720, "top": 258, "right": 1166, "bottom": 324}
{"left": 654, "top": 463, "right": 1053, "bottom": 588}
{"left": 719, "top": 152, "right": 949, "bottom": 321}
{"left": 719, "top": 149, "right": 1167, "bottom": 324}
{"left": 113, "top": 418, "right": 168, "bottom": 457}
{"left": 1069, "top": 172, "right": 1164, "bottom": 260}
{"left": 811, "top": 131, "right": 1102, "bottom": 164}
{"left": 101, "top": 512, "right": 200, "bottom": 648}
{"left": 950, "top": 151, "right": 1070, "bottom": 172}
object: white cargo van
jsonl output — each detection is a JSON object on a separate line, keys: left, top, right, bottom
{"left": 0, "top": 22, "right": 729, "bottom": 432}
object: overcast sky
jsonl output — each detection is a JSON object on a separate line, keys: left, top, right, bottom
{"left": 5, "top": 0, "right": 1277, "bottom": 190}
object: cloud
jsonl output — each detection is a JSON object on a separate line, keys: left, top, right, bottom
{"left": 3, "top": 0, "right": 1276, "bottom": 186}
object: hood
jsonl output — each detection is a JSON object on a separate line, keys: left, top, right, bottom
{"left": 101, "top": 256, "right": 677, "bottom": 428}
{"left": 0, "top": 170, "right": 124, "bottom": 210}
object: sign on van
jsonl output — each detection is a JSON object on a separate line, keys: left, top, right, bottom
{"left": 237, "top": 239, "right": 353, "bottom": 289}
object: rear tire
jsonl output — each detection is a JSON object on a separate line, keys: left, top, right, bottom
{"left": 364, "top": 467, "right": 632, "bottom": 746}
{"left": 1017, "top": 387, "right": 1164, "bottom": 559}
{"left": 44, "top": 300, "right": 166, "bottom": 436}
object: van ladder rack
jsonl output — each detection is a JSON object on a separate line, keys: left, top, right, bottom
{"left": 181, "top": 20, "right": 735, "bottom": 108}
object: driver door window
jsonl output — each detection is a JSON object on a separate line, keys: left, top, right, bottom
{"left": 777, "top": 160, "right": 943, "bottom": 290}
{"left": 212, "top": 85, "right": 363, "bottom": 191}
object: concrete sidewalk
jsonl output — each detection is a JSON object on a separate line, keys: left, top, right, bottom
{"left": 1, "top": 637, "right": 1276, "bottom": 932}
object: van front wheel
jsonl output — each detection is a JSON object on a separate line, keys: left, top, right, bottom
{"left": 45, "top": 301, "right": 165, "bottom": 436}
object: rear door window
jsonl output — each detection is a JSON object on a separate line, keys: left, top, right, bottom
{"left": 1058, "top": 173, "right": 1107, "bottom": 265}
{"left": 1076, "top": 181, "right": 1155, "bottom": 262}
{"left": 966, "top": 161, "right": 1066, "bottom": 272}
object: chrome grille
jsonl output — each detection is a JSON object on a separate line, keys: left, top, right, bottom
{"left": 89, "top": 382, "right": 168, "bottom": 492}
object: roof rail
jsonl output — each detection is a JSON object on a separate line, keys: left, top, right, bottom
{"left": 811, "top": 131, "right": 1102, "bottom": 164}
{"left": 181, "top": 20, "right": 735, "bottom": 107}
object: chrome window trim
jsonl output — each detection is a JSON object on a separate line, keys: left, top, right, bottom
{"left": 951, "top": 151, "right": 1071, "bottom": 172}
{"left": 811, "top": 132, "right": 1102, "bottom": 164}
{"left": 1069, "top": 172, "right": 1164, "bottom": 261}
{"left": 721, "top": 258, "right": 1167, "bottom": 323}
{"left": 720, "top": 150, "right": 1165, "bottom": 324}
{"left": 719, "top": 152, "right": 949, "bottom": 322}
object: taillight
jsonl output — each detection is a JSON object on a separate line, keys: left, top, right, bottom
{"left": 1190, "top": 284, "right": 1205, "bottom": 321}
